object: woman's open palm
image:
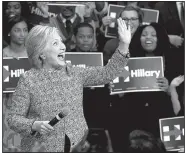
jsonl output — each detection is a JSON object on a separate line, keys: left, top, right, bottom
{"left": 117, "top": 18, "right": 131, "bottom": 44}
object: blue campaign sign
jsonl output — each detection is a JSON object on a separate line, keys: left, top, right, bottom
{"left": 3, "top": 57, "right": 31, "bottom": 93}
{"left": 3, "top": 53, "right": 103, "bottom": 93}
{"left": 159, "top": 116, "right": 184, "bottom": 151}
{"left": 65, "top": 52, "right": 103, "bottom": 67}
{"left": 110, "top": 57, "right": 164, "bottom": 95}
{"left": 105, "top": 4, "right": 159, "bottom": 38}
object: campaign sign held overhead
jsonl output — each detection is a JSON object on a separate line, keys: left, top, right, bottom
{"left": 110, "top": 57, "right": 164, "bottom": 95}
{"left": 159, "top": 116, "right": 184, "bottom": 151}
{"left": 3, "top": 53, "right": 103, "bottom": 93}
{"left": 105, "top": 4, "right": 159, "bottom": 38}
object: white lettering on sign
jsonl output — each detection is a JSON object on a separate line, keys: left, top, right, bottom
{"left": 113, "top": 67, "right": 160, "bottom": 83}
{"left": 131, "top": 69, "right": 160, "bottom": 78}
{"left": 31, "top": 6, "right": 57, "bottom": 17}
{"left": 11, "top": 69, "right": 25, "bottom": 78}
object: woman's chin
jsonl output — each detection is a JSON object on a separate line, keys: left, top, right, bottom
{"left": 59, "top": 61, "right": 66, "bottom": 66}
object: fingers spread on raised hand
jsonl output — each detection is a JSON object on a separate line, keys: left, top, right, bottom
{"left": 120, "top": 18, "right": 127, "bottom": 30}
{"left": 127, "top": 24, "right": 131, "bottom": 32}
{"left": 117, "top": 18, "right": 121, "bottom": 28}
{"left": 180, "top": 75, "right": 184, "bottom": 80}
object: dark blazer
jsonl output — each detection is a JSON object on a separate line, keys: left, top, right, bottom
{"left": 155, "top": 2, "right": 184, "bottom": 37}
{"left": 49, "top": 14, "right": 82, "bottom": 52}
{"left": 155, "top": 2, "right": 184, "bottom": 82}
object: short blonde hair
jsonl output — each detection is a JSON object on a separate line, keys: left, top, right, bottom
{"left": 25, "top": 25, "right": 59, "bottom": 68}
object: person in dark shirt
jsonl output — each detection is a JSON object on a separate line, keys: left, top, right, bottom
{"left": 110, "top": 23, "right": 175, "bottom": 152}
{"left": 71, "top": 22, "right": 113, "bottom": 130}
{"left": 72, "top": 23, "right": 95, "bottom": 52}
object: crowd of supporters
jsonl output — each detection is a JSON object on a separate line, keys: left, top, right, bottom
{"left": 2, "top": 1, "right": 184, "bottom": 152}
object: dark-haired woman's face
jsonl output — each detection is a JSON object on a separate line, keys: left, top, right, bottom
{"left": 5, "top": 2, "right": 21, "bottom": 19}
{"left": 10, "top": 21, "right": 28, "bottom": 45}
{"left": 140, "top": 26, "right": 157, "bottom": 52}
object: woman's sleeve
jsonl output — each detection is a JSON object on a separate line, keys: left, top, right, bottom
{"left": 6, "top": 74, "right": 36, "bottom": 137}
{"left": 80, "top": 49, "right": 129, "bottom": 87}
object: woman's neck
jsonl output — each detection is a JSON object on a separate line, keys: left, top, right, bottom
{"left": 9, "top": 42, "right": 26, "bottom": 53}
{"left": 42, "top": 64, "right": 66, "bottom": 72}
{"left": 76, "top": 47, "right": 89, "bottom": 52}
{"left": 145, "top": 52, "right": 155, "bottom": 57}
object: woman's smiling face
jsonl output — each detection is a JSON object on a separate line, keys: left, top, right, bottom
{"left": 41, "top": 32, "right": 66, "bottom": 69}
{"left": 5, "top": 2, "right": 21, "bottom": 19}
{"left": 140, "top": 26, "right": 157, "bottom": 52}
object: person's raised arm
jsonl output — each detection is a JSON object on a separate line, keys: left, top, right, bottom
{"left": 169, "top": 75, "right": 184, "bottom": 115}
{"left": 80, "top": 18, "right": 131, "bottom": 87}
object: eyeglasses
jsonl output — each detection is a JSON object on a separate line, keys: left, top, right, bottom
{"left": 122, "top": 18, "right": 139, "bottom": 22}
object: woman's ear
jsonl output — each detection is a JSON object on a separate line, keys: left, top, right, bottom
{"left": 39, "top": 53, "right": 46, "bottom": 60}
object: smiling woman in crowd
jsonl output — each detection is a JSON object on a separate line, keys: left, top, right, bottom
{"left": 123, "top": 22, "right": 175, "bottom": 136}
{"left": 3, "top": 17, "right": 29, "bottom": 58}
{"left": 3, "top": 2, "right": 30, "bottom": 46}
{"left": 110, "top": 22, "right": 175, "bottom": 152}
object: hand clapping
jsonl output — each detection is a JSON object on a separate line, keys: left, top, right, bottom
{"left": 170, "top": 75, "right": 184, "bottom": 87}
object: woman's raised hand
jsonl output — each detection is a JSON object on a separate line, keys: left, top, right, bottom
{"left": 117, "top": 17, "right": 131, "bottom": 45}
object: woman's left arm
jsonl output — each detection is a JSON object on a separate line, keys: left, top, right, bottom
{"left": 80, "top": 18, "right": 131, "bottom": 87}
{"left": 80, "top": 48, "right": 129, "bottom": 87}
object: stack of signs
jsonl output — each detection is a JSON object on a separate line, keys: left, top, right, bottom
{"left": 3, "top": 52, "right": 103, "bottom": 93}
{"left": 105, "top": 4, "right": 159, "bottom": 38}
{"left": 159, "top": 116, "right": 184, "bottom": 151}
{"left": 110, "top": 57, "right": 164, "bottom": 95}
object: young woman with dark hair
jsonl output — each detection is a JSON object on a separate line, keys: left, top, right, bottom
{"left": 3, "top": 16, "right": 29, "bottom": 58}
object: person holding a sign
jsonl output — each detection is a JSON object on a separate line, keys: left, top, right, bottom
{"left": 109, "top": 22, "right": 175, "bottom": 152}
{"left": 103, "top": 5, "right": 143, "bottom": 64}
{"left": 125, "top": 23, "right": 174, "bottom": 132}
{"left": 7, "top": 17, "right": 131, "bottom": 152}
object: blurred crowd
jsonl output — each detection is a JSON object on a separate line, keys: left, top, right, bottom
{"left": 2, "top": 1, "right": 184, "bottom": 152}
